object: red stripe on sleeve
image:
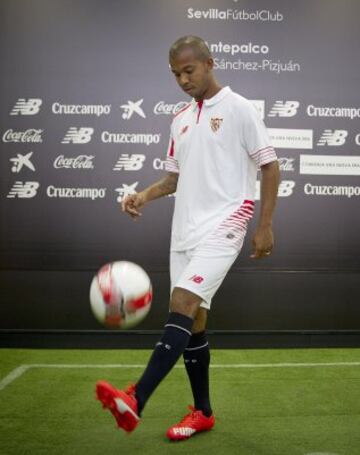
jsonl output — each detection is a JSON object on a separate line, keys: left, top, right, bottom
{"left": 169, "top": 139, "right": 175, "bottom": 157}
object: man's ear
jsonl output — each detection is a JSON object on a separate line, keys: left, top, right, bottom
{"left": 206, "top": 57, "right": 214, "bottom": 71}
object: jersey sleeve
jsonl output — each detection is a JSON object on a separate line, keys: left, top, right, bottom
{"left": 242, "top": 103, "right": 278, "bottom": 167}
{"left": 164, "top": 125, "right": 180, "bottom": 173}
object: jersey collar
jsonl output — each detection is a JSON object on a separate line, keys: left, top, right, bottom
{"left": 204, "top": 86, "right": 231, "bottom": 106}
{"left": 190, "top": 86, "right": 231, "bottom": 109}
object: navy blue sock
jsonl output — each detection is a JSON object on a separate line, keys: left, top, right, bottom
{"left": 183, "top": 331, "right": 212, "bottom": 417}
{"left": 135, "top": 312, "right": 193, "bottom": 415}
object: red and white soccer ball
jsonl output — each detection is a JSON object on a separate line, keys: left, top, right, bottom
{"left": 90, "top": 261, "right": 152, "bottom": 329}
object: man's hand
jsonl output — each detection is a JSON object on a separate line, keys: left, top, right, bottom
{"left": 120, "top": 173, "right": 178, "bottom": 220}
{"left": 251, "top": 160, "right": 279, "bottom": 259}
{"left": 250, "top": 225, "right": 274, "bottom": 259}
{"left": 121, "top": 192, "right": 147, "bottom": 220}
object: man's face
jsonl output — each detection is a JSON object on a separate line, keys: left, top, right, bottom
{"left": 170, "top": 48, "right": 213, "bottom": 100}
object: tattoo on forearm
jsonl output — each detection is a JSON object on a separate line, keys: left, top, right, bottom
{"left": 158, "top": 174, "right": 178, "bottom": 195}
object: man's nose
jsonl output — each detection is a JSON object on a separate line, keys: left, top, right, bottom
{"left": 179, "top": 73, "right": 190, "bottom": 86}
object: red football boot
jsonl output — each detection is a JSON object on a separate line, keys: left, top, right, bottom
{"left": 166, "top": 406, "right": 215, "bottom": 441}
{"left": 96, "top": 381, "right": 140, "bottom": 432}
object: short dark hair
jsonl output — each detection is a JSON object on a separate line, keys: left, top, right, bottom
{"left": 169, "top": 36, "right": 211, "bottom": 62}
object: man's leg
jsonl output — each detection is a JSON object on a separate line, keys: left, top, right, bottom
{"left": 166, "top": 307, "right": 215, "bottom": 441}
{"left": 96, "top": 286, "right": 202, "bottom": 432}
{"left": 183, "top": 308, "right": 212, "bottom": 417}
{"left": 134, "top": 287, "right": 202, "bottom": 415}
{"left": 165, "top": 244, "right": 241, "bottom": 440}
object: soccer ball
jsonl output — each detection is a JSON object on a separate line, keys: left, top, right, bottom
{"left": 90, "top": 261, "right": 152, "bottom": 329}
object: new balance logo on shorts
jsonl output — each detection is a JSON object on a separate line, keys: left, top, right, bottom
{"left": 189, "top": 275, "right": 204, "bottom": 284}
{"left": 10, "top": 98, "right": 42, "bottom": 115}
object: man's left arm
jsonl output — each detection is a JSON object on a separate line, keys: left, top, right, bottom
{"left": 251, "top": 160, "right": 280, "bottom": 259}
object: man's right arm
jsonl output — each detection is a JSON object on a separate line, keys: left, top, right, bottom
{"left": 142, "top": 171, "right": 179, "bottom": 201}
{"left": 121, "top": 172, "right": 178, "bottom": 219}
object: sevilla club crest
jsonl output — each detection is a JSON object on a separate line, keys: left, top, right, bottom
{"left": 210, "top": 117, "right": 223, "bottom": 132}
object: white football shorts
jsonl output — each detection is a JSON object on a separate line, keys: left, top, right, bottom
{"left": 170, "top": 242, "right": 242, "bottom": 310}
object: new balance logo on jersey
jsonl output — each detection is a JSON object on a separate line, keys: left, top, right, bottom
{"left": 10, "top": 98, "right": 42, "bottom": 115}
{"left": 210, "top": 118, "right": 223, "bottom": 132}
{"left": 113, "top": 154, "right": 145, "bottom": 171}
{"left": 268, "top": 101, "right": 299, "bottom": 117}
{"left": 61, "top": 127, "right": 94, "bottom": 144}
{"left": 317, "top": 129, "right": 348, "bottom": 146}
{"left": 10, "top": 152, "right": 35, "bottom": 173}
{"left": 189, "top": 275, "right": 204, "bottom": 284}
{"left": 120, "top": 99, "right": 146, "bottom": 119}
{"left": 7, "top": 181, "right": 39, "bottom": 198}
{"left": 115, "top": 182, "right": 138, "bottom": 202}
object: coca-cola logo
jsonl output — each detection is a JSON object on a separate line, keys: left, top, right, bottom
{"left": 2, "top": 129, "right": 43, "bottom": 143}
{"left": 53, "top": 154, "right": 95, "bottom": 169}
{"left": 278, "top": 157, "right": 295, "bottom": 172}
{"left": 154, "top": 101, "right": 188, "bottom": 115}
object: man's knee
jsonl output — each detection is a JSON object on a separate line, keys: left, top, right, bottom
{"left": 192, "top": 307, "right": 208, "bottom": 333}
{"left": 170, "top": 287, "right": 202, "bottom": 319}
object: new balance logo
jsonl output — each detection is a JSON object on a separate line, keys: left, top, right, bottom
{"left": 115, "top": 182, "right": 138, "bottom": 202}
{"left": 7, "top": 181, "right": 39, "bottom": 198}
{"left": 256, "top": 180, "right": 295, "bottom": 200}
{"left": 268, "top": 101, "right": 299, "bottom": 117}
{"left": 10, "top": 152, "right": 35, "bottom": 173}
{"left": 317, "top": 129, "right": 348, "bottom": 146}
{"left": 189, "top": 275, "right": 204, "bottom": 284}
{"left": 113, "top": 154, "right": 145, "bottom": 171}
{"left": 61, "top": 127, "right": 94, "bottom": 144}
{"left": 10, "top": 98, "right": 42, "bottom": 115}
{"left": 120, "top": 99, "right": 146, "bottom": 120}
{"left": 277, "top": 180, "right": 296, "bottom": 197}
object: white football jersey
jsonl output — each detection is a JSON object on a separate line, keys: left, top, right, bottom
{"left": 165, "top": 86, "right": 277, "bottom": 252}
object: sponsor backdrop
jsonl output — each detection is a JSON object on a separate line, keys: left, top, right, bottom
{"left": 1, "top": 0, "right": 360, "bottom": 336}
